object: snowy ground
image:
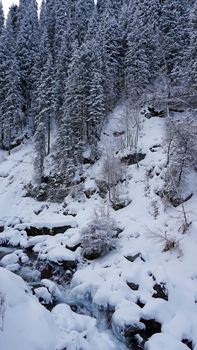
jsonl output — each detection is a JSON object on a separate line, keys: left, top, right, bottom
{"left": 0, "top": 106, "right": 197, "bottom": 349}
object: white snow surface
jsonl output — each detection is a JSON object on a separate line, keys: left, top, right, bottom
{"left": 0, "top": 106, "right": 197, "bottom": 349}
{"left": 0, "top": 267, "right": 56, "bottom": 350}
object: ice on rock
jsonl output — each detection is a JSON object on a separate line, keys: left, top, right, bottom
{"left": 1, "top": 252, "right": 19, "bottom": 266}
{"left": 112, "top": 300, "right": 144, "bottom": 340}
{"left": 44, "top": 246, "right": 76, "bottom": 263}
{"left": 0, "top": 250, "right": 29, "bottom": 268}
{"left": 52, "top": 304, "right": 119, "bottom": 350}
{"left": 34, "top": 287, "right": 53, "bottom": 305}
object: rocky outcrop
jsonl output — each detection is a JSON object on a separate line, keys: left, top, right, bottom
{"left": 25, "top": 225, "right": 72, "bottom": 236}
{"left": 121, "top": 153, "right": 146, "bottom": 166}
{"left": 152, "top": 283, "right": 168, "bottom": 301}
{"left": 145, "top": 107, "right": 166, "bottom": 119}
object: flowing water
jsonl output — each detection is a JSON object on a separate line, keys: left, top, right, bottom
{"left": 0, "top": 243, "right": 130, "bottom": 350}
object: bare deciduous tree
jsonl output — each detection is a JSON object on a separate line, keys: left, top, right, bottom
{"left": 118, "top": 104, "right": 141, "bottom": 155}
{"left": 102, "top": 144, "right": 128, "bottom": 205}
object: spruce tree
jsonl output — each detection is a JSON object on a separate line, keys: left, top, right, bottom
{"left": 86, "top": 39, "right": 105, "bottom": 147}
{"left": 3, "top": 58, "right": 23, "bottom": 154}
{"left": 0, "top": 1, "right": 4, "bottom": 36}
{"left": 125, "top": 4, "right": 151, "bottom": 101}
{"left": 17, "top": 0, "right": 39, "bottom": 119}
{"left": 1, "top": 6, "right": 23, "bottom": 153}
{"left": 31, "top": 26, "right": 51, "bottom": 130}
{"left": 187, "top": 1, "right": 197, "bottom": 104}
{"left": 36, "top": 52, "right": 55, "bottom": 155}
{"left": 98, "top": 9, "right": 121, "bottom": 111}
{"left": 158, "top": 0, "right": 189, "bottom": 88}
{"left": 54, "top": 29, "right": 71, "bottom": 121}
{"left": 33, "top": 122, "right": 46, "bottom": 184}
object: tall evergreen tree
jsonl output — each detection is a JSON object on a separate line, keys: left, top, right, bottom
{"left": 158, "top": 0, "right": 189, "bottom": 89}
{"left": 36, "top": 52, "right": 55, "bottom": 155}
{"left": 17, "top": 0, "right": 39, "bottom": 119}
{"left": 44, "top": 0, "right": 56, "bottom": 57}
{"left": 74, "top": 0, "right": 95, "bottom": 45}
{"left": 125, "top": 3, "right": 152, "bottom": 101}
{"left": 86, "top": 39, "right": 105, "bottom": 146}
{"left": 31, "top": 25, "right": 51, "bottom": 130}
{"left": 0, "top": 1, "right": 4, "bottom": 36}
{"left": 187, "top": 1, "right": 197, "bottom": 104}
{"left": 33, "top": 122, "right": 46, "bottom": 184}
{"left": 1, "top": 8, "right": 23, "bottom": 153}
{"left": 53, "top": 0, "right": 69, "bottom": 60}
{"left": 98, "top": 8, "right": 121, "bottom": 111}
{"left": 54, "top": 28, "right": 72, "bottom": 121}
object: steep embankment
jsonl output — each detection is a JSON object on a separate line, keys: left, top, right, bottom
{"left": 0, "top": 106, "right": 197, "bottom": 350}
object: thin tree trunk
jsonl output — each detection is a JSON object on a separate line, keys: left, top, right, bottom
{"left": 47, "top": 117, "right": 50, "bottom": 155}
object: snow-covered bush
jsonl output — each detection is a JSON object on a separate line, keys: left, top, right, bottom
{"left": 81, "top": 208, "right": 116, "bottom": 260}
{"left": 147, "top": 228, "right": 179, "bottom": 252}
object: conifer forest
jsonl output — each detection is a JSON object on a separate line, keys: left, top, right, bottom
{"left": 0, "top": 1, "right": 197, "bottom": 350}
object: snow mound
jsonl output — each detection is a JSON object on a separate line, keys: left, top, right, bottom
{"left": 145, "top": 333, "right": 190, "bottom": 350}
{"left": 0, "top": 267, "right": 56, "bottom": 350}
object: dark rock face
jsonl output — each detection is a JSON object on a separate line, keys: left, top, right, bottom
{"left": 40, "top": 264, "right": 53, "bottom": 280}
{"left": 140, "top": 318, "right": 162, "bottom": 339}
{"left": 113, "top": 317, "right": 162, "bottom": 350}
{"left": 34, "top": 204, "right": 49, "bottom": 216}
{"left": 63, "top": 210, "right": 77, "bottom": 217}
{"left": 0, "top": 226, "right": 4, "bottom": 233}
{"left": 83, "top": 250, "right": 102, "bottom": 260}
{"left": 136, "top": 299, "right": 145, "bottom": 308}
{"left": 145, "top": 107, "right": 166, "bottom": 119}
{"left": 62, "top": 259, "right": 77, "bottom": 270}
{"left": 24, "top": 176, "right": 70, "bottom": 203}
{"left": 120, "top": 153, "right": 146, "bottom": 166}
{"left": 127, "top": 282, "right": 139, "bottom": 291}
{"left": 182, "top": 339, "right": 193, "bottom": 349}
{"left": 149, "top": 144, "right": 161, "bottom": 153}
{"left": 124, "top": 324, "right": 145, "bottom": 338}
{"left": 82, "top": 156, "right": 95, "bottom": 165}
{"left": 40, "top": 261, "right": 77, "bottom": 284}
{"left": 25, "top": 225, "right": 72, "bottom": 237}
{"left": 152, "top": 283, "right": 168, "bottom": 301}
{"left": 125, "top": 253, "right": 142, "bottom": 263}
{"left": 112, "top": 199, "right": 131, "bottom": 211}
{"left": 84, "top": 188, "right": 96, "bottom": 199}
{"left": 113, "top": 131, "right": 125, "bottom": 137}
{"left": 170, "top": 192, "right": 193, "bottom": 208}
{"left": 66, "top": 243, "right": 81, "bottom": 252}
{"left": 95, "top": 180, "right": 108, "bottom": 198}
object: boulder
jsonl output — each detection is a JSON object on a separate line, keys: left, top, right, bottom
{"left": 152, "top": 283, "right": 168, "bottom": 301}
{"left": 121, "top": 153, "right": 146, "bottom": 166}
{"left": 127, "top": 281, "right": 139, "bottom": 291}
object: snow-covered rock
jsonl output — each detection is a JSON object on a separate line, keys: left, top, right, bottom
{"left": 52, "top": 304, "right": 122, "bottom": 350}
{"left": 145, "top": 333, "right": 190, "bottom": 350}
{"left": 0, "top": 267, "right": 56, "bottom": 350}
{"left": 112, "top": 300, "right": 144, "bottom": 341}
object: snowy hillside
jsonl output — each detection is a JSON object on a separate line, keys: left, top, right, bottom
{"left": 1, "top": 106, "right": 197, "bottom": 350}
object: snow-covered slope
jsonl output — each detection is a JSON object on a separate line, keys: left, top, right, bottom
{"left": 1, "top": 106, "right": 197, "bottom": 350}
